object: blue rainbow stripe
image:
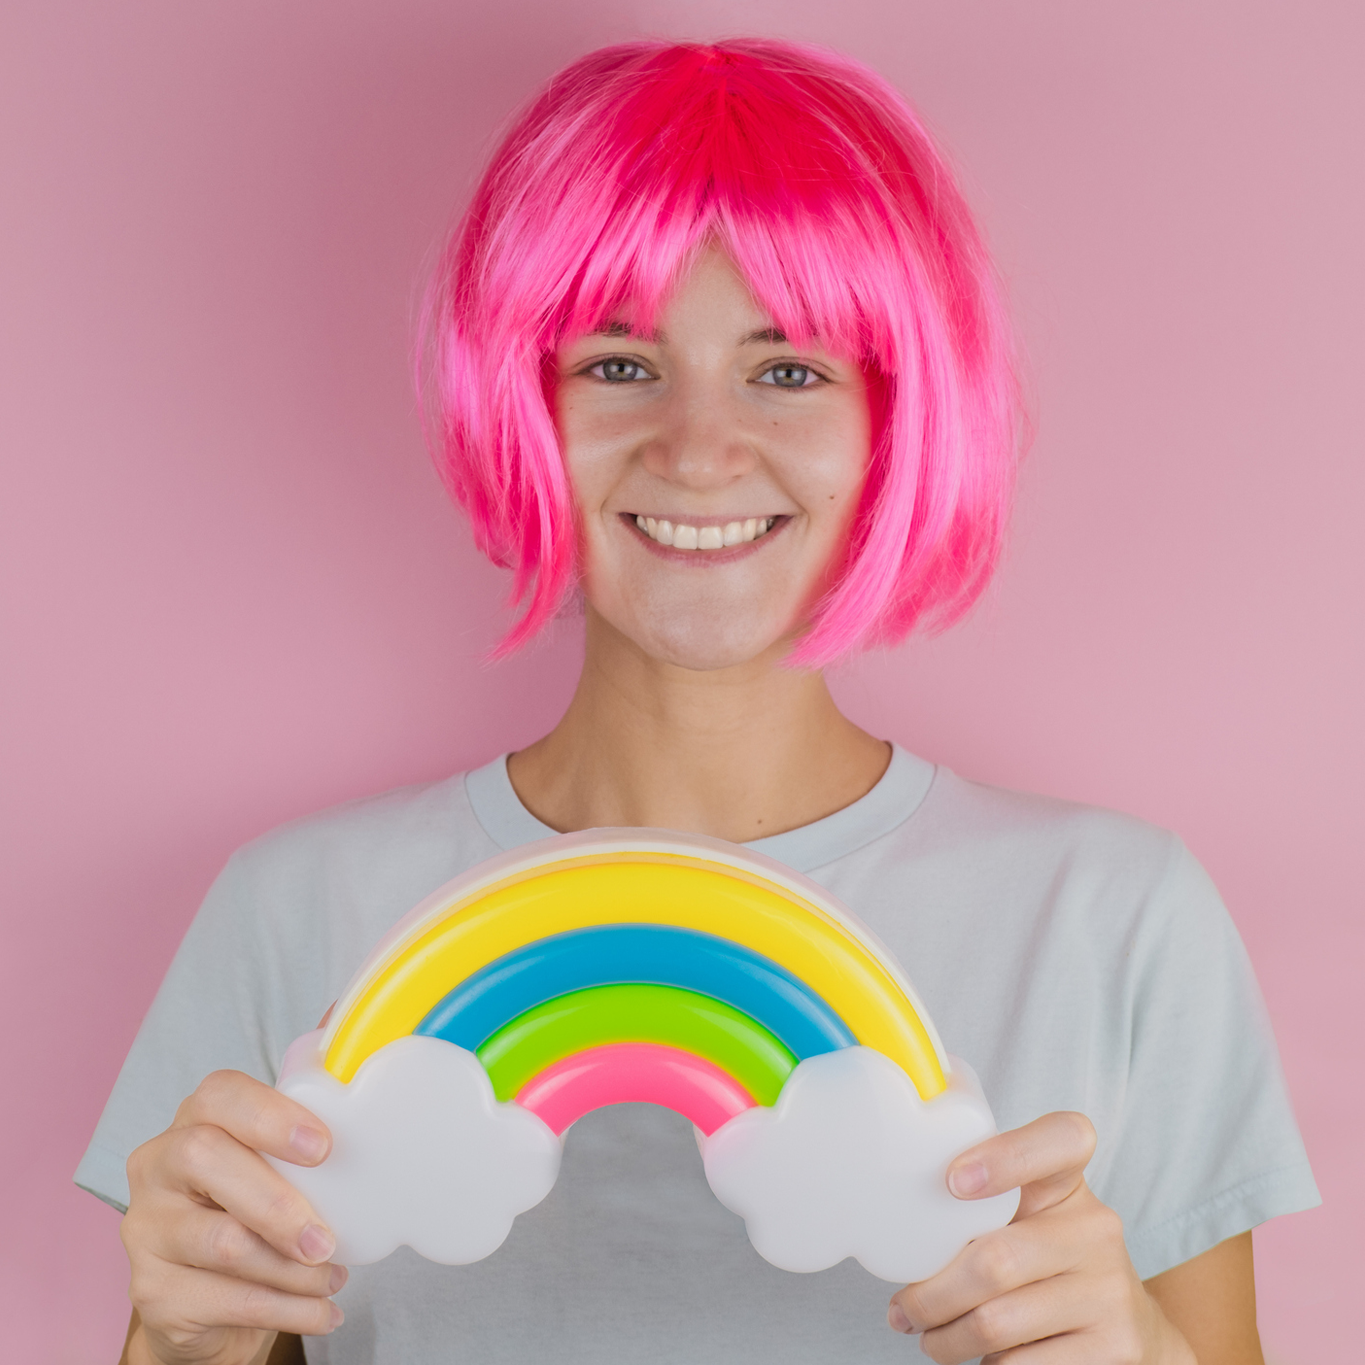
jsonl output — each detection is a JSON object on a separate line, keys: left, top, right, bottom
{"left": 415, "top": 923, "right": 856, "bottom": 1061}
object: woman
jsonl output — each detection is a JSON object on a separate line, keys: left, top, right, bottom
{"left": 80, "top": 39, "right": 1316, "bottom": 1365}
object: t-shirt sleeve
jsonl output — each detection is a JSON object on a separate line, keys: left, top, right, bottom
{"left": 72, "top": 853, "right": 309, "bottom": 1213}
{"left": 1092, "top": 837, "right": 1320, "bottom": 1279}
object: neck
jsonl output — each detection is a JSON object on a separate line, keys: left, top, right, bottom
{"left": 506, "top": 608, "right": 890, "bottom": 842}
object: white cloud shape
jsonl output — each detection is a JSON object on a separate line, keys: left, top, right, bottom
{"left": 701, "top": 1047, "right": 1020, "bottom": 1283}
{"left": 266, "top": 1035, "right": 1015, "bottom": 1280}
{"left": 266, "top": 1032, "right": 561, "bottom": 1265}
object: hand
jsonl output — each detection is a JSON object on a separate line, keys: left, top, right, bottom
{"left": 888, "top": 1112, "right": 1195, "bottom": 1364}
{"left": 121, "top": 1069, "right": 345, "bottom": 1365}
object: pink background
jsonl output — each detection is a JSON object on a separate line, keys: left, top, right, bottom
{"left": 2, "top": 2, "right": 1360, "bottom": 1359}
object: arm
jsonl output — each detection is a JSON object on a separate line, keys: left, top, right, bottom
{"left": 889, "top": 1114, "right": 1265, "bottom": 1363}
{"left": 1145, "top": 1233, "right": 1262, "bottom": 1365}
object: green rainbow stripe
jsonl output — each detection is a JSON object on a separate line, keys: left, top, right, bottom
{"left": 476, "top": 983, "right": 798, "bottom": 1105}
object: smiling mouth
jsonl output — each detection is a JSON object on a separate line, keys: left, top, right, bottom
{"left": 630, "top": 515, "right": 779, "bottom": 551}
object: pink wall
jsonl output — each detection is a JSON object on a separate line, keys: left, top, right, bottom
{"left": 2, "top": 2, "right": 1359, "bottom": 1359}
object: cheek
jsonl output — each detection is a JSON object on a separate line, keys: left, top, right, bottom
{"left": 555, "top": 389, "right": 647, "bottom": 525}
{"left": 796, "top": 418, "right": 872, "bottom": 544}
{"left": 555, "top": 396, "right": 597, "bottom": 504}
{"left": 557, "top": 443, "right": 621, "bottom": 557}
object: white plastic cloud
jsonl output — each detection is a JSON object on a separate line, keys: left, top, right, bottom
{"left": 265, "top": 1031, "right": 562, "bottom": 1265}
{"left": 267, "top": 1034, "right": 1017, "bottom": 1280}
{"left": 701, "top": 1047, "right": 1020, "bottom": 1282}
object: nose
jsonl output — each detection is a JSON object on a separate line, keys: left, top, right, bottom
{"left": 640, "top": 380, "right": 757, "bottom": 491}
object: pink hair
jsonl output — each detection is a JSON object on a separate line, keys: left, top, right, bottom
{"left": 423, "top": 39, "right": 1021, "bottom": 665}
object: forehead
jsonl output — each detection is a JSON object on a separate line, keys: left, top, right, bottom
{"left": 565, "top": 251, "right": 804, "bottom": 350}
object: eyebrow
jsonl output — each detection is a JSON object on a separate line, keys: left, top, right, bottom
{"left": 590, "top": 322, "right": 790, "bottom": 346}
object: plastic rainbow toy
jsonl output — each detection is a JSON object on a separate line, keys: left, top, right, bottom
{"left": 269, "top": 830, "right": 1019, "bottom": 1281}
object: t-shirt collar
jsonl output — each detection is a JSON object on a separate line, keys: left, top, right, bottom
{"left": 464, "top": 743, "right": 934, "bottom": 874}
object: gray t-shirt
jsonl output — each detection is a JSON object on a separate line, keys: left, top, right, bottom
{"left": 76, "top": 747, "right": 1319, "bottom": 1363}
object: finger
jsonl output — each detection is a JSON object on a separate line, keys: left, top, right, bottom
{"left": 122, "top": 1182, "right": 345, "bottom": 1295}
{"left": 174, "top": 1069, "right": 332, "bottom": 1167}
{"left": 916, "top": 1270, "right": 1118, "bottom": 1364}
{"left": 891, "top": 1203, "right": 1092, "bottom": 1334}
{"left": 137, "top": 1260, "right": 344, "bottom": 1340}
{"left": 162, "top": 1122, "right": 337, "bottom": 1266}
{"left": 946, "top": 1112, "right": 1095, "bottom": 1214}
{"left": 173, "top": 1205, "right": 348, "bottom": 1298}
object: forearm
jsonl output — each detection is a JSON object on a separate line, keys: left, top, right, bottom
{"left": 1143, "top": 1232, "right": 1264, "bottom": 1365}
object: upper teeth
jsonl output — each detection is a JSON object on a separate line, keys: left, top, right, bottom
{"left": 635, "top": 516, "right": 775, "bottom": 549}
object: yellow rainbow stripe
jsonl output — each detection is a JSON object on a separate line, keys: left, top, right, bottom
{"left": 324, "top": 853, "right": 948, "bottom": 1100}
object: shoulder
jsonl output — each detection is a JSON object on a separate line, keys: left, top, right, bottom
{"left": 819, "top": 764, "right": 1230, "bottom": 982}
{"left": 229, "top": 769, "right": 496, "bottom": 895}
{"left": 943, "top": 770, "right": 1224, "bottom": 930}
{"left": 917, "top": 765, "right": 1179, "bottom": 874}
{"left": 201, "top": 768, "right": 504, "bottom": 984}
{"left": 855, "top": 763, "right": 1195, "bottom": 911}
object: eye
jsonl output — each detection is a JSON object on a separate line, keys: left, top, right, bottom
{"left": 589, "top": 357, "right": 654, "bottom": 383}
{"left": 758, "top": 363, "right": 820, "bottom": 389}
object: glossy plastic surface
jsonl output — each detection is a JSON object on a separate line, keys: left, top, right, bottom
{"left": 321, "top": 833, "right": 947, "bottom": 1099}
{"left": 476, "top": 982, "right": 796, "bottom": 1105}
{"left": 516, "top": 1042, "right": 756, "bottom": 1135}
{"left": 416, "top": 922, "right": 856, "bottom": 1059}
{"left": 270, "top": 831, "right": 1016, "bottom": 1278}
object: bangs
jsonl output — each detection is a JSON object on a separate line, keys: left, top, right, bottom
{"left": 427, "top": 40, "right": 1018, "bottom": 663}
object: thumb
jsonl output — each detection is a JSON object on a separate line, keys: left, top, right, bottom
{"left": 946, "top": 1110, "right": 1096, "bottom": 1216}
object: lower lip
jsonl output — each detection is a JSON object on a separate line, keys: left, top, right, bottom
{"left": 622, "top": 515, "right": 790, "bottom": 565}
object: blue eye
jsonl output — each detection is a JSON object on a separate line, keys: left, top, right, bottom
{"left": 591, "top": 358, "right": 652, "bottom": 382}
{"left": 759, "top": 364, "right": 817, "bottom": 388}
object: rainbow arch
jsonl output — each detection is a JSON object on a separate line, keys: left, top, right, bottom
{"left": 320, "top": 831, "right": 949, "bottom": 1135}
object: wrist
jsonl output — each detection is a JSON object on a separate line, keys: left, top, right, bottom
{"left": 124, "top": 1322, "right": 277, "bottom": 1365}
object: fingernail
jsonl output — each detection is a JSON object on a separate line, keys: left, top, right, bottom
{"left": 299, "top": 1223, "right": 336, "bottom": 1263}
{"left": 949, "top": 1161, "right": 988, "bottom": 1196}
{"left": 887, "top": 1302, "right": 914, "bottom": 1334}
{"left": 329, "top": 1302, "right": 345, "bottom": 1329}
{"left": 290, "top": 1124, "right": 328, "bottom": 1162}
{"left": 329, "top": 1264, "right": 349, "bottom": 1293}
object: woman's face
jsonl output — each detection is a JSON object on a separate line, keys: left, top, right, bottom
{"left": 554, "top": 248, "right": 871, "bottom": 672}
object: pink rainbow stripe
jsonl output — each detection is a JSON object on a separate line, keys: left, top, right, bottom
{"left": 515, "top": 1042, "right": 758, "bottom": 1136}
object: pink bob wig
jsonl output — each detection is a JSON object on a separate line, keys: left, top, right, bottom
{"left": 424, "top": 38, "right": 1021, "bottom": 666}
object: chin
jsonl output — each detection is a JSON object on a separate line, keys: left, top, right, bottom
{"left": 627, "top": 614, "right": 794, "bottom": 673}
